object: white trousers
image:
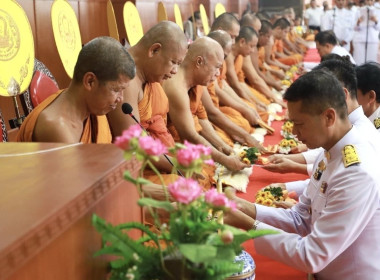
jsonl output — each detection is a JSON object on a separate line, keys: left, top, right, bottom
{"left": 353, "top": 42, "right": 378, "bottom": 65}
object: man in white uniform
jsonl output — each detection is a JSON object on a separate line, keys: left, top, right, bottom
{"left": 227, "top": 69, "right": 380, "bottom": 279}
{"left": 304, "top": 0, "right": 324, "bottom": 32}
{"left": 353, "top": 0, "right": 380, "bottom": 65}
{"left": 356, "top": 62, "right": 380, "bottom": 129}
{"left": 321, "top": 0, "right": 355, "bottom": 51}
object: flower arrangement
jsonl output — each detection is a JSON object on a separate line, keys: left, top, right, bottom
{"left": 255, "top": 186, "right": 297, "bottom": 208}
{"left": 92, "top": 124, "right": 276, "bottom": 280}
{"left": 278, "top": 121, "right": 299, "bottom": 154}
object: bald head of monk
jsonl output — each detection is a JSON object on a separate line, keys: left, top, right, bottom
{"left": 240, "top": 13, "right": 262, "bottom": 33}
{"left": 207, "top": 30, "right": 232, "bottom": 58}
{"left": 184, "top": 37, "right": 224, "bottom": 86}
{"left": 211, "top": 13, "right": 240, "bottom": 43}
{"left": 234, "top": 26, "right": 258, "bottom": 57}
{"left": 73, "top": 36, "right": 135, "bottom": 84}
{"left": 131, "top": 21, "right": 188, "bottom": 83}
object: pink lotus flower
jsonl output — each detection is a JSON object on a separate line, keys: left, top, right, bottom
{"left": 168, "top": 178, "right": 202, "bottom": 204}
{"left": 139, "top": 136, "right": 168, "bottom": 156}
{"left": 176, "top": 141, "right": 212, "bottom": 167}
{"left": 205, "top": 189, "right": 236, "bottom": 211}
{"left": 114, "top": 124, "right": 143, "bottom": 150}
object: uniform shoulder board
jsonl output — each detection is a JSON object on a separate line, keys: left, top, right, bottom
{"left": 342, "top": 145, "right": 361, "bottom": 168}
{"left": 374, "top": 118, "right": 380, "bottom": 129}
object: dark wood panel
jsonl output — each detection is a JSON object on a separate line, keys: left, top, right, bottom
{"left": 0, "top": 143, "right": 142, "bottom": 280}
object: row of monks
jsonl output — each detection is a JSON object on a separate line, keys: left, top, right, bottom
{"left": 16, "top": 10, "right": 308, "bottom": 192}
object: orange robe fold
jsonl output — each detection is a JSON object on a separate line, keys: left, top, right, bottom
{"left": 234, "top": 55, "right": 269, "bottom": 122}
{"left": 138, "top": 82, "right": 179, "bottom": 184}
{"left": 16, "top": 90, "right": 112, "bottom": 143}
{"left": 167, "top": 85, "right": 216, "bottom": 189}
{"left": 207, "top": 82, "right": 253, "bottom": 135}
{"left": 273, "top": 39, "right": 302, "bottom": 66}
{"left": 139, "top": 82, "right": 175, "bottom": 148}
{"left": 234, "top": 55, "right": 271, "bottom": 106}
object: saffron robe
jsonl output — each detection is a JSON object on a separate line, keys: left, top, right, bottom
{"left": 273, "top": 39, "right": 302, "bottom": 66}
{"left": 139, "top": 82, "right": 175, "bottom": 148}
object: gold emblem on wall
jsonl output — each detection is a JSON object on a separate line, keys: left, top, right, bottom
{"left": 0, "top": 0, "right": 34, "bottom": 97}
{"left": 51, "top": 0, "right": 82, "bottom": 79}
{"left": 123, "top": 1, "right": 143, "bottom": 46}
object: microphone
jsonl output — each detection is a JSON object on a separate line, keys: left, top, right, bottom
{"left": 122, "top": 103, "right": 142, "bottom": 129}
{"left": 121, "top": 102, "right": 184, "bottom": 177}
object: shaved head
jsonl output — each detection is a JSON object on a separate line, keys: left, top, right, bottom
{"left": 139, "top": 21, "right": 187, "bottom": 50}
{"left": 187, "top": 37, "right": 223, "bottom": 63}
{"left": 185, "top": 37, "right": 224, "bottom": 85}
{"left": 207, "top": 30, "right": 232, "bottom": 52}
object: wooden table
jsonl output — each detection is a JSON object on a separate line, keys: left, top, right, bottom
{"left": 0, "top": 143, "right": 141, "bottom": 280}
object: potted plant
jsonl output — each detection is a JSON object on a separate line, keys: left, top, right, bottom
{"left": 92, "top": 124, "right": 276, "bottom": 280}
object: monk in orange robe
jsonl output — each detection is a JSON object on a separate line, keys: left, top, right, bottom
{"left": 106, "top": 22, "right": 189, "bottom": 198}
{"left": 17, "top": 37, "right": 135, "bottom": 143}
{"left": 271, "top": 18, "right": 302, "bottom": 66}
{"left": 163, "top": 37, "right": 251, "bottom": 173}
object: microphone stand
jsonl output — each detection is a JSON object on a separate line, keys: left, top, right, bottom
{"left": 365, "top": 7, "right": 370, "bottom": 63}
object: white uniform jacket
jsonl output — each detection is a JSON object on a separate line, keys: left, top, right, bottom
{"left": 255, "top": 125, "right": 380, "bottom": 279}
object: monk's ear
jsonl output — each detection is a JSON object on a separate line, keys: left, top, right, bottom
{"left": 83, "top": 72, "right": 97, "bottom": 90}
{"left": 148, "top": 43, "right": 162, "bottom": 57}
{"left": 195, "top": 56, "right": 203, "bottom": 68}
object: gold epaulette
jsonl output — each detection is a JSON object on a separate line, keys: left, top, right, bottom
{"left": 374, "top": 117, "right": 380, "bottom": 129}
{"left": 342, "top": 145, "right": 361, "bottom": 168}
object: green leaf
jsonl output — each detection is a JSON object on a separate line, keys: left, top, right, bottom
{"left": 135, "top": 177, "right": 153, "bottom": 185}
{"left": 138, "top": 198, "right": 175, "bottom": 211}
{"left": 179, "top": 244, "right": 217, "bottom": 263}
{"left": 123, "top": 150, "right": 134, "bottom": 160}
{"left": 123, "top": 170, "right": 137, "bottom": 184}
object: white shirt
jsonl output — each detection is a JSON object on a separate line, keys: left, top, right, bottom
{"left": 331, "top": 45, "right": 356, "bottom": 64}
{"left": 255, "top": 125, "right": 380, "bottom": 279}
{"left": 353, "top": 6, "right": 380, "bottom": 43}
{"left": 321, "top": 7, "right": 355, "bottom": 44}
{"left": 304, "top": 7, "right": 324, "bottom": 27}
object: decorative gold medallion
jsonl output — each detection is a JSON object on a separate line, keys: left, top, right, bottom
{"left": 123, "top": 1, "right": 144, "bottom": 46}
{"left": 374, "top": 118, "right": 380, "bottom": 129}
{"left": 107, "top": 0, "right": 119, "bottom": 41}
{"left": 320, "top": 181, "right": 328, "bottom": 194}
{"left": 0, "top": 0, "right": 34, "bottom": 97}
{"left": 199, "top": 4, "right": 210, "bottom": 35}
{"left": 342, "top": 145, "right": 361, "bottom": 168}
{"left": 174, "top": 4, "right": 183, "bottom": 31}
{"left": 51, "top": 0, "right": 82, "bottom": 78}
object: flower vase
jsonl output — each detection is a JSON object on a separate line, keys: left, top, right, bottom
{"left": 226, "top": 250, "right": 256, "bottom": 280}
{"left": 162, "top": 252, "right": 192, "bottom": 280}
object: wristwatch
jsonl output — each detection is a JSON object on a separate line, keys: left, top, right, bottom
{"left": 252, "top": 220, "right": 261, "bottom": 230}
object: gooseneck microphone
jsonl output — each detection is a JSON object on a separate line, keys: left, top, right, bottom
{"left": 121, "top": 102, "right": 184, "bottom": 177}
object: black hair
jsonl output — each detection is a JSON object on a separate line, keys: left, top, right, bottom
{"left": 315, "top": 30, "right": 338, "bottom": 46}
{"left": 284, "top": 69, "right": 348, "bottom": 119}
{"left": 314, "top": 58, "right": 357, "bottom": 100}
{"left": 356, "top": 62, "right": 380, "bottom": 103}
{"left": 273, "top": 18, "right": 290, "bottom": 29}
